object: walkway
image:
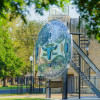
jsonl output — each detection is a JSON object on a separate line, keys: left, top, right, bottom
{"left": 0, "top": 94, "right": 99, "bottom": 100}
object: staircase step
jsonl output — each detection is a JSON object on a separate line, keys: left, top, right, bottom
{"left": 80, "top": 86, "right": 88, "bottom": 88}
{"left": 70, "top": 61, "right": 100, "bottom": 97}
{"left": 80, "top": 43, "right": 89, "bottom": 45}
{"left": 80, "top": 35, "right": 88, "bottom": 38}
{"left": 80, "top": 40, "right": 89, "bottom": 41}
{"left": 80, "top": 47, "right": 86, "bottom": 48}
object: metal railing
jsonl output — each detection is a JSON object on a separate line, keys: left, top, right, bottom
{"left": 70, "top": 40, "right": 100, "bottom": 97}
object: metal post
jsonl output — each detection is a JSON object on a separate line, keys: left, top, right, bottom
{"left": 79, "top": 16, "right": 81, "bottom": 99}
{"left": 21, "top": 77, "right": 23, "bottom": 94}
{"left": 46, "top": 79, "right": 51, "bottom": 98}
{"left": 87, "top": 50, "right": 90, "bottom": 79}
{"left": 33, "top": 39, "right": 35, "bottom": 93}
{"left": 79, "top": 34, "right": 81, "bottom": 99}
{"left": 26, "top": 77, "right": 27, "bottom": 93}
{"left": 76, "top": 77, "right": 77, "bottom": 92}
{"left": 62, "top": 69, "right": 68, "bottom": 99}
{"left": 68, "top": 6, "right": 69, "bottom": 16}
{"left": 89, "top": 67, "right": 91, "bottom": 79}
{"left": 30, "top": 61, "right": 33, "bottom": 93}
{"left": 39, "top": 77, "right": 40, "bottom": 93}
{"left": 70, "top": 18, "right": 71, "bottom": 33}
{"left": 17, "top": 77, "right": 18, "bottom": 94}
{"left": 94, "top": 76, "right": 96, "bottom": 86}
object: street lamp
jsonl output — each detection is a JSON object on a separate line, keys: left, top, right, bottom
{"left": 30, "top": 56, "right": 33, "bottom": 61}
{"left": 29, "top": 35, "right": 37, "bottom": 93}
{"left": 29, "top": 56, "right": 33, "bottom": 93}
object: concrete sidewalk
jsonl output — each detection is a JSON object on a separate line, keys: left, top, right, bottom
{"left": 0, "top": 94, "right": 99, "bottom": 100}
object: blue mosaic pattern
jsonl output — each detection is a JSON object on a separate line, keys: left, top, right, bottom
{"left": 36, "top": 20, "right": 72, "bottom": 79}
{"left": 38, "top": 20, "right": 67, "bottom": 46}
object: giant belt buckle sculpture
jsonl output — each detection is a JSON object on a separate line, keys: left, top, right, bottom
{"left": 36, "top": 20, "right": 72, "bottom": 79}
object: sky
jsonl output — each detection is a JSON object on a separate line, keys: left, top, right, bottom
{"left": 26, "top": 4, "right": 80, "bottom": 21}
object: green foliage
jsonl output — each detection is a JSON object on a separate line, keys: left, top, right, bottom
{"left": 73, "top": 0, "right": 100, "bottom": 41}
{"left": 34, "top": 0, "right": 70, "bottom": 15}
{"left": 0, "top": 0, "right": 70, "bottom": 20}
{"left": 0, "top": 19, "right": 24, "bottom": 79}
{"left": 0, "top": 85, "right": 29, "bottom": 90}
{"left": 0, "top": 0, "right": 100, "bottom": 41}
{"left": 9, "top": 20, "right": 43, "bottom": 75}
{"left": 0, "top": 0, "right": 27, "bottom": 21}
{"left": 35, "top": 64, "right": 38, "bottom": 72}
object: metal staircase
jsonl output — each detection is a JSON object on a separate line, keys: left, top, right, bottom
{"left": 73, "top": 40, "right": 100, "bottom": 78}
{"left": 70, "top": 40, "right": 100, "bottom": 97}
{"left": 80, "top": 35, "right": 90, "bottom": 51}
{"left": 70, "top": 61, "right": 100, "bottom": 97}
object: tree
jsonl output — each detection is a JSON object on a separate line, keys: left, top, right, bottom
{"left": 0, "top": 19, "right": 24, "bottom": 86}
{"left": 0, "top": 0, "right": 69, "bottom": 21}
{"left": 0, "top": 0, "right": 26, "bottom": 21}
{"left": 9, "top": 20, "right": 43, "bottom": 75}
{"left": 1, "top": 0, "right": 99, "bottom": 41}
{"left": 73, "top": 0, "right": 100, "bottom": 41}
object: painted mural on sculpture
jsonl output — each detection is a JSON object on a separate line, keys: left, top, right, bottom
{"left": 36, "top": 20, "right": 72, "bottom": 79}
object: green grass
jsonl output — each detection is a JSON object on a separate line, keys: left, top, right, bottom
{"left": 0, "top": 98, "right": 45, "bottom": 100}
{"left": 0, "top": 94, "right": 16, "bottom": 96}
{"left": 0, "top": 85, "right": 30, "bottom": 90}
{"left": 0, "top": 93, "right": 29, "bottom": 96}
{"left": 0, "top": 92, "right": 45, "bottom": 97}
{"left": 0, "top": 85, "right": 45, "bottom": 90}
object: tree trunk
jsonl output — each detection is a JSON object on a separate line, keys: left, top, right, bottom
{"left": 12, "top": 78, "right": 15, "bottom": 85}
{"left": 35, "top": 71, "right": 37, "bottom": 84}
{"left": 3, "top": 77, "right": 8, "bottom": 87}
{"left": 11, "top": 78, "right": 15, "bottom": 85}
{"left": 0, "top": 79, "right": 1, "bottom": 86}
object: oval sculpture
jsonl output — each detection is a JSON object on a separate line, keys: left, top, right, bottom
{"left": 36, "top": 20, "right": 72, "bottom": 79}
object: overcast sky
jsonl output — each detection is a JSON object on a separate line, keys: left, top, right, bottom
{"left": 26, "top": 4, "right": 80, "bottom": 21}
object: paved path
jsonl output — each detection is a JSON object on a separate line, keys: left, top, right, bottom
{"left": 0, "top": 94, "right": 99, "bottom": 100}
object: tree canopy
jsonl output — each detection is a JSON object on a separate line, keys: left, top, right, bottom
{"left": 73, "top": 0, "right": 100, "bottom": 41}
{"left": 0, "top": 0, "right": 69, "bottom": 21}
{"left": 0, "top": 0, "right": 99, "bottom": 41}
{"left": 0, "top": 19, "right": 24, "bottom": 81}
{"left": 9, "top": 19, "right": 43, "bottom": 75}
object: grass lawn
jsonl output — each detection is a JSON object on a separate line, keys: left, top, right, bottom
{"left": 0, "top": 94, "right": 28, "bottom": 96}
{"left": 0, "top": 85, "right": 30, "bottom": 90}
{"left": 0, "top": 98, "right": 45, "bottom": 100}
{"left": 0, "top": 85, "right": 45, "bottom": 90}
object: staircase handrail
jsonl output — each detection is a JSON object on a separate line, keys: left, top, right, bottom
{"left": 73, "top": 40, "right": 100, "bottom": 78}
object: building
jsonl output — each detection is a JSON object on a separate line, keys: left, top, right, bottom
{"left": 48, "top": 7, "right": 100, "bottom": 95}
